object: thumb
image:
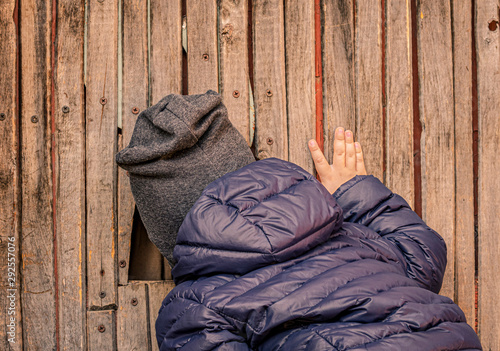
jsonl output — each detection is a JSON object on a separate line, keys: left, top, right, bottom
{"left": 308, "top": 139, "right": 331, "bottom": 180}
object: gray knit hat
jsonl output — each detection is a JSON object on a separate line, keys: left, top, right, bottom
{"left": 115, "top": 89, "right": 255, "bottom": 266}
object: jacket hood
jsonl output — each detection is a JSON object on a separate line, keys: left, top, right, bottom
{"left": 171, "top": 158, "right": 343, "bottom": 283}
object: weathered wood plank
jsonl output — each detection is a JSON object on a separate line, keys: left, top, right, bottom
{"left": 150, "top": 0, "right": 182, "bottom": 103}
{"left": 53, "top": 0, "right": 87, "bottom": 349}
{"left": 149, "top": 0, "right": 182, "bottom": 278}
{"left": 253, "top": 0, "right": 288, "bottom": 160}
{"left": 219, "top": 0, "right": 251, "bottom": 144}
{"left": 416, "top": 0, "right": 455, "bottom": 299}
{"left": 476, "top": 1, "right": 500, "bottom": 348}
{"left": 118, "top": 0, "right": 148, "bottom": 286}
{"left": 0, "top": 1, "right": 22, "bottom": 350}
{"left": 86, "top": 0, "right": 119, "bottom": 307}
{"left": 117, "top": 283, "right": 149, "bottom": 350}
{"left": 20, "top": 0, "right": 56, "bottom": 349}
{"left": 451, "top": 0, "right": 475, "bottom": 328}
{"left": 148, "top": 281, "right": 176, "bottom": 351}
{"left": 186, "top": 0, "right": 218, "bottom": 94}
{"left": 87, "top": 310, "right": 115, "bottom": 351}
{"left": 385, "top": 0, "right": 414, "bottom": 206}
{"left": 322, "top": 0, "right": 355, "bottom": 163}
{"left": 355, "top": 0, "right": 383, "bottom": 180}
{"left": 284, "top": 0, "right": 315, "bottom": 174}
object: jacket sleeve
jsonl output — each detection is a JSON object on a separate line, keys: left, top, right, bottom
{"left": 155, "top": 282, "right": 251, "bottom": 351}
{"left": 333, "top": 175, "right": 447, "bottom": 294}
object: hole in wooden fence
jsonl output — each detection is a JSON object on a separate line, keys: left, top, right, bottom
{"left": 128, "top": 206, "right": 172, "bottom": 280}
{"left": 488, "top": 20, "right": 498, "bottom": 31}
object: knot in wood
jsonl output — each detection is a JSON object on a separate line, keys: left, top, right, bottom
{"left": 221, "top": 23, "right": 234, "bottom": 41}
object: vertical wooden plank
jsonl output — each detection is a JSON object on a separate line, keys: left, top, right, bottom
{"left": 148, "top": 281, "right": 176, "bottom": 351}
{"left": 476, "top": 1, "right": 500, "bottom": 348}
{"left": 86, "top": 0, "right": 118, "bottom": 307}
{"left": 87, "top": 310, "right": 116, "bottom": 351}
{"left": 284, "top": 0, "right": 316, "bottom": 174}
{"left": 20, "top": 0, "right": 56, "bottom": 349}
{"left": 53, "top": 0, "right": 87, "bottom": 349}
{"left": 322, "top": 0, "right": 355, "bottom": 163}
{"left": 119, "top": 0, "right": 148, "bottom": 286}
{"left": 117, "top": 283, "right": 149, "bottom": 350}
{"left": 149, "top": 0, "right": 182, "bottom": 277}
{"left": 417, "top": 0, "right": 455, "bottom": 299}
{"left": 253, "top": 0, "right": 288, "bottom": 160}
{"left": 451, "top": 0, "right": 475, "bottom": 328}
{"left": 385, "top": 0, "right": 414, "bottom": 206}
{"left": 355, "top": 0, "right": 384, "bottom": 180}
{"left": 219, "top": 0, "right": 251, "bottom": 144}
{"left": 150, "top": 0, "right": 182, "bottom": 102}
{"left": 186, "top": 0, "right": 218, "bottom": 94}
{"left": 0, "top": 1, "right": 22, "bottom": 350}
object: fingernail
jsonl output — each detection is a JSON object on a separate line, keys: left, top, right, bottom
{"left": 309, "top": 139, "right": 316, "bottom": 147}
{"left": 355, "top": 142, "right": 360, "bottom": 148}
{"left": 345, "top": 131, "right": 352, "bottom": 137}
{"left": 337, "top": 127, "right": 344, "bottom": 134}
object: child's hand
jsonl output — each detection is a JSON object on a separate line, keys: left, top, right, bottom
{"left": 308, "top": 127, "right": 367, "bottom": 194}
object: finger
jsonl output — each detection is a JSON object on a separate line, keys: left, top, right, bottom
{"left": 345, "top": 130, "right": 356, "bottom": 170}
{"left": 333, "top": 127, "right": 346, "bottom": 169}
{"left": 355, "top": 142, "right": 367, "bottom": 174}
{"left": 308, "top": 139, "right": 332, "bottom": 179}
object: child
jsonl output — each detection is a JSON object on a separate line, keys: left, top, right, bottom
{"left": 116, "top": 90, "right": 482, "bottom": 350}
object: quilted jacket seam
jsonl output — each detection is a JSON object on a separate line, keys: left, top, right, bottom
{"left": 311, "top": 330, "right": 340, "bottom": 350}
{"left": 388, "top": 231, "right": 439, "bottom": 291}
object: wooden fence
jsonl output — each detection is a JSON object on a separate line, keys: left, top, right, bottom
{"left": 0, "top": 0, "right": 499, "bottom": 350}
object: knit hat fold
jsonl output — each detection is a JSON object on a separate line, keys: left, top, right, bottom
{"left": 115, "top": 89, "right": 256, "bottom": 265}
{"left": 116, "top": 90, "right": 223, "bottom": 167}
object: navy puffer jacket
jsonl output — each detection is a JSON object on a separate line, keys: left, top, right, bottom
{"left": 156, "top": 158, "right": 482, "bottom": 350}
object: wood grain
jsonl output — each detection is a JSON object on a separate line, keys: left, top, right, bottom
{"left": 385, "top": 0, "right": 414, "bottom": 206}
{"left": 451, "top": 0, "right": 475, "bottom": 328}
{"left": 284, "top": 0, "right": 315, "bottom": 174}
{"left": 253, "top": 0, "right": 288, "bottom": 160}
{"left": 148, "top": 280, "right": 176, "bottom": 351}
{"left": 87, "top": 310, "right": 115, "bottom": 350}
{"left": 117, "top": 283, "right": 149, "bottom": 350}
{"left": 322, "top": 0, "right": 355, "bottom": 163}
{"left": 186, "top": 0, "right": 218, "bottom": 94}
{"left": 119, "top": 0, "right": 148, "bottom": 286}
{"left": 0, "top": 1, "right": 22, "bottom": 350}
{"left": 149, "top": 0, "right": 182, "bottom": 277}
{"left": 355, "top": 0, "right": 383, "bottom": 181}
{"left": 53, "top": 0, "right": 87, "bottom": 349}
{"left": 416, "top": 0, "right": 456, "bottom": 299}
{"left": 476, "top": 0, "right": 500, "bottom": 347}
{"left": 219, "top": 0, "right": 251, "bottom": 144}
{"left": 150, "top": 0, "right": 182, "bottom": 103}
{"left": 20, "top": 0, "right": 56, "bottom": 349}
{"left": 86, "top": 0, "right": 119, "bottom": 307}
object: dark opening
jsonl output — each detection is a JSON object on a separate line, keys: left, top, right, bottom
{"left": 128, "top": 206, "right": 172, "bottom": 281}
